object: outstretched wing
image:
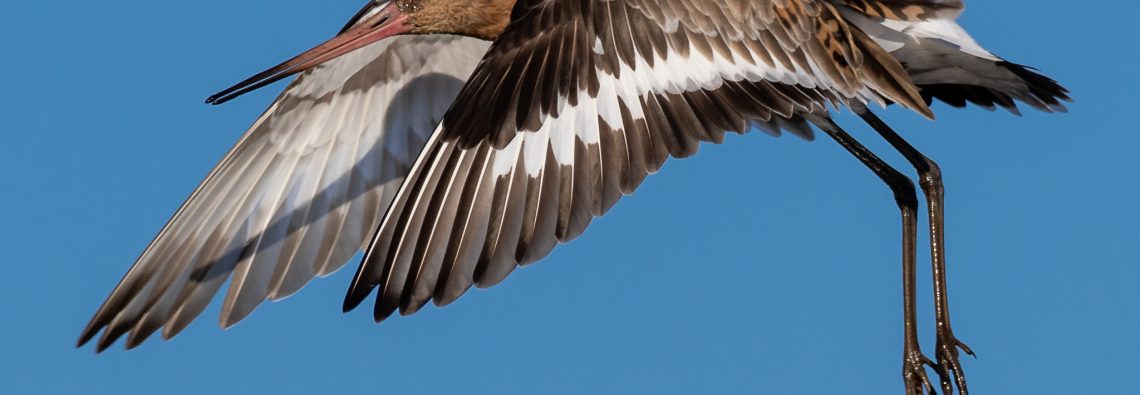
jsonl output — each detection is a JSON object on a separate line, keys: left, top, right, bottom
{"left": 835, "top": 0, "right": 1070, "bottom": 113}
{"left": 343, "top": 0, "right": 934, "bottom": 321}
{"left": 79, "top": 32, "right": 491, "bottom": 351}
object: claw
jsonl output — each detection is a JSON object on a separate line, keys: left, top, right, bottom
{"left": 934, "top": 332, "right": 972, "bottom": 394}
{"left": 958, "top": 340, "right": 976, "bottom": 358}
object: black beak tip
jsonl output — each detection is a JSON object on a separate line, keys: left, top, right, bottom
{"left": 205, "top": 94, "right": 223, "bottom": 105}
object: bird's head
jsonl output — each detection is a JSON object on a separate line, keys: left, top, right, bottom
{"left": 206, "top": 0, "right": 513, "bottom": 104}
{"left": 397, "top": 0, "right": 514, "bottom": 40}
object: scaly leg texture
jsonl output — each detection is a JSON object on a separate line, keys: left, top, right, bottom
{"left": 855, "top": 106, "right": 974, "bottom": 394}
{"left": 808, "top": 115, "right": 936, "bottom": 395}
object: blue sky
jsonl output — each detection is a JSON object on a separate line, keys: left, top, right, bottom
{"left": 2, "top": 1, "right": 1137, "bottom": 393}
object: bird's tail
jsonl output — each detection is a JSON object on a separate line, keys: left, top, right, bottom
{"left": 839, "top": 5, "right": 1071, "bottom": 114}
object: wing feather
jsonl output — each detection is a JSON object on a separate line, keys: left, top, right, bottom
{"left": 836, "top": 0, "right": 964, "bottom": 21}
{"left": 79, "top": 33, "right": 490, "bottom": 351}
{"left": 346, "top": 0, "right": 932, "bottom": 320}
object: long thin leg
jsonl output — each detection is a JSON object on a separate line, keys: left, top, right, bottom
{"left": 807, "top": 115, "right": 936, "bottom": 395}
{"left": 853, "top": 104, "right": 974, "bottom": 395}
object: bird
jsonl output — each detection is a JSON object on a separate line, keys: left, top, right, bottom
{"left": 78, "top": 1, "right": 1068, "bottom": 394}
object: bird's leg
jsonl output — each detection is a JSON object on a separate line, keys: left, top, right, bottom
{"left": 853, "top": 105, "right": 974, "bottom": 395}
{"left": 807, "top": 115, "right": 936, "bottom": 395}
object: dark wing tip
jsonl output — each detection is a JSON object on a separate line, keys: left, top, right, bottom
{"left": 77, "top": 313, "right": 113, "bottom": 350}
{"left": 124, "top": 333, "right": 147, "bottom": 351}
{"left": 76, "top": 325, "right": 100, "bottom": 349}
{"left": 344, "top": 251, "right": 382, "bottom": 313}
{"left": 342, "top": 283, "right": 373, "bottom": 313}
{"left": 373, "top": 295, "right": 399, "bottom": 323}
{"left": 95, "top": 330, "right": 120, "bottom": 353}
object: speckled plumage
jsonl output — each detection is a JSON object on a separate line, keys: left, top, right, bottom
{"left": 81, "top": 8, "right": 1067, "bottom": 389}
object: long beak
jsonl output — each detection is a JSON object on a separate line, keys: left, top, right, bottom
{"left": 206, "top": 2, "right": 410, "bottom": 105}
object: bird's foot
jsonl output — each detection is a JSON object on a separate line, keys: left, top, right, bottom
{"left": 934, "top": 329, "right": 974, "bottom": 395}
{"left": 903, "top": 346, "right": 937, "bottom": 395}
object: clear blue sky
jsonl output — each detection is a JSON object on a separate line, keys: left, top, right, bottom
{"left": 2, "top": 1, "right": 1136, "bottom": 393}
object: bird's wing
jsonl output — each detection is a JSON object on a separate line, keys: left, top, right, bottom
{"left": 834, "top": 0, "right": 1070, "bottom": 113}
{"left": 834, "top": 0, "right": 964, "bottom": 21}
{"left": 79, "top": 33, "right": 491, "bottom": 351}
{"left": 344, "top": 0, "right": 934, "bottom": 320}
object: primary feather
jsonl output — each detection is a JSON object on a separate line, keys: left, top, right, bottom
{"left": 79, "top": 32, "right": 490, "bottom": 351}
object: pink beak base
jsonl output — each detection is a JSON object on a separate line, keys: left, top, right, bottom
{"left": 206, "top": 2, "right": 412, "bottom": 105}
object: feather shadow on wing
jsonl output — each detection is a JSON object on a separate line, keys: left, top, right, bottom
{"left": 342, "top": 0, "right": 938, "bottom": 321}
{"left": 78, "top": 31, "right": 490, "bottom": 351}
{"left": 80, "top": 0, "right": 1070, "bottom": 357}
{"left": 338, "top": 0, "right": 1069, "bottom": 357}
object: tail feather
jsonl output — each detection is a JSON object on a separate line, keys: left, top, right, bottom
{"left": 841, "top": 8, "right": 1071, "bottom": 114}
{"left": 918, "top": 62, "right": 1069, "bottom": 113}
